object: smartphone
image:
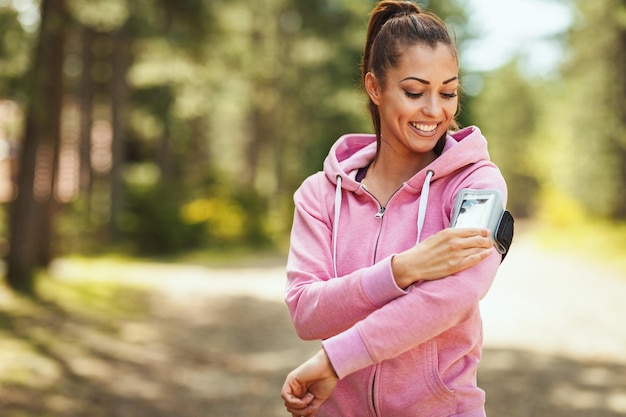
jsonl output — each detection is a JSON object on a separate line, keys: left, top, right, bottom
{"left": 450, "top": 188, "right": 509, "bottom": 254}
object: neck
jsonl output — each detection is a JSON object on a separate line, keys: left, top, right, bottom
{"left": 363, "top": 146, "right": 437, "bottom": 205}
{"left": 374, "top": 149, "right": 435, "bottom": 180}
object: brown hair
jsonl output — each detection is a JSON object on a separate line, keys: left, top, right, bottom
{"left": 361, "top": 1, "right": 459, "bottom": 141}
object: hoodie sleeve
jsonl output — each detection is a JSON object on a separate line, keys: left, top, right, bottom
{"left": 285, "top": 174, "right": 407, "bottom": 341}
{"left": 322, "top": 168, "right": 508, "bottom": 379}
{"left": 323, "top": 252, "right": 500, "bottom": 378}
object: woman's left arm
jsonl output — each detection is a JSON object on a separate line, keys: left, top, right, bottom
{"left": 322, "top": 249, "right": 501, "bottom": 378}
{"left": 281, "top": 349, "right": 339, "bottom": 417}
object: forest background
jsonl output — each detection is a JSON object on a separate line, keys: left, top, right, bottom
{"left": 1, "top": 0, "right": 626, "bottom": 295}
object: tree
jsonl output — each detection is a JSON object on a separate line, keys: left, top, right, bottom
{"left": 558, "top": 0, "right": 626, "bottom": 218}
{"left": 471, "top": 61, "right": 541, "bottom": 217}
{"left": 109, "top": 23, "right": 131, "bottom": 240}
{"left": 77, "top": 25, "right": 96, "bottom": 201}
{"left": 6, "top": 0, "right": 67, "bottom": 294}
{"left": 0, "top": 0, "right": 479, "bottom": 266}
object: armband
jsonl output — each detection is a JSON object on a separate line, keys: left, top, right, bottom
{"left": 450, "top": 188, "right": 514, "bottom": 261}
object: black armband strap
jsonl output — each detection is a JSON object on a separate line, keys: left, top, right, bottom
{"left": 494, "top": 210, "right": 514, "bottom": 262}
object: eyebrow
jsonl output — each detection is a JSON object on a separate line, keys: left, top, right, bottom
{"left": 402, "top": 76, "right": 458, "bottom": 85}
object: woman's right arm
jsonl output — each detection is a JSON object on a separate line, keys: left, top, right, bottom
{"left": 391, "top": 227, "right": 493, "bottom": 289}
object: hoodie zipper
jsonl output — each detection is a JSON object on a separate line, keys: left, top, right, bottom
{"left": 372, "top": 205, "right": 386, "bottom": 264}
{"left": 362, "top": 183, "right": 400, "bottom": 264}
{"left": 362, "top": 185, "right": 406, "bottom": 417}
{"left": 361, "top": 185, "right": 387, "bottom": 264}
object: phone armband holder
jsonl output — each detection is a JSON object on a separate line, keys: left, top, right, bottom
{"left": 449, "top": 188, "right": 514, "bottom": 260}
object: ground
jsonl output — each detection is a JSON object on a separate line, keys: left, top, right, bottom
{"left": 1, "top": 223, "right": 626, "bottom": 416}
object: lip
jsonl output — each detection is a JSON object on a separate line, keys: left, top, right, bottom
{"left": 409, "top": 122, "right": 440, "bottom": 137}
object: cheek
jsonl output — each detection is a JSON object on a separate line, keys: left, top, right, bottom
{"left": 445, "top": 99, "right": 458, "bottom": 117}
{"left": 381, "top": 99, "right": 409, "bottom": 121}
{"left": 393, "top": 98, "right": 417, "bottom": 118}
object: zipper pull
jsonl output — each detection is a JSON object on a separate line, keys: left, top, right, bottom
{"left": 375, "top": 206, "right": 386, "bottom": 218}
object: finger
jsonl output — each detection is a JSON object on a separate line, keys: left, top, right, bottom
{"left": 281, "top": 376, "right": 312, "bottom": 400}
{"left": 463, "top": 248, "right": 493, "bottom": 265}
{"left": 467, "top": 235, "right": 493, "bottom": 249}
{"left": 448, "top": 229, "right": 491, "bottom": 248}
{"left": 282, "top": 392, "right": 313, "bottom": 408}
{"left": 286, "top": 403, "right": 316, "bottom": 416}
{"left": 451, "top": 227, "right": 489, "bottom": 238}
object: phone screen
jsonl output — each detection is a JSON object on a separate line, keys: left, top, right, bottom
{"left": 453, "top": 193, "right": 495, "bottom": 228}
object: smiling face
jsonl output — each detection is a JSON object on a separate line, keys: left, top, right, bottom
{"left": 365, "top": 42, "right": 459, "bottom": 157}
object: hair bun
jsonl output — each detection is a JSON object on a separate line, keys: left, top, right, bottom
{"left": 391, "top": 1, "right": 421, "bottom": 17}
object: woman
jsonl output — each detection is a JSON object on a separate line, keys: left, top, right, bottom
{"left": 281, "top": 1, "right": 510, "bottom": 416}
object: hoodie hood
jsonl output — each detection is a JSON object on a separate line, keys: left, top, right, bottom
{"left": 322, "top": 126, "right": 494, "bottom": 277}
{"left": 323, "top": 126, "right": 492, "bottom": 191}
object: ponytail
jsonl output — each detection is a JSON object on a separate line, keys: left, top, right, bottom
{"left": 361, "top": 1, "right": 421, "bottom": 84}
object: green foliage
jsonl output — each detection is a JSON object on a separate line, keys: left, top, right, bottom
{"left": 67, "top": 0, "right": 129, "bottom": 32}
{"left": 0, "top": 5, "right": 34, "bottom": 98}
{"left": 536, "top": 186, "right": 587, "bottom": 228}
{"left": 9, "top": 0, "right": 626, "bottom": 267}
{"left": 181, "top": 197, "right": 245, "bottom": 240}
{"left": 119, "top": 180, "right": 205, "bottom": 255}
{"left": 556, "top": 0, "right": 626, "bottom": 218}
{"left": 471, "top": 61, "right": 541, "bottom": 217}
{"left": 0, "top": 0, "right": 479, "bottom": 264}
{"left": 113, "top": 161, "right": 275, "bottom": 255}
{"left": 179, "top": 191, "right": 271, "bottom": 248}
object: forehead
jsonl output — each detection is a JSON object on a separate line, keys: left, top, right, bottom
{"left": 392, "top": 43, "right": 458, "bottom": 83}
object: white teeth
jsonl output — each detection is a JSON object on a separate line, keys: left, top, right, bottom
{"left": 411, "top": 122, "right": 437, "bottom": 132}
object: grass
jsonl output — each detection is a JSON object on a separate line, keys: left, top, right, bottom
{"left": 0, "top": 268, "right": 155, "bottom": 417}
{"left": 0, "top": 250, "right": 301, "bottom": 417}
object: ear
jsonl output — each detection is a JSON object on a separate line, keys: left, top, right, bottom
{"left": 364, "top": 72, "right": 381, "bottom": 106}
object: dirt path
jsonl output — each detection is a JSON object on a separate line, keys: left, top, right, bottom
{"left": 133, "top": 222, "right": 626, "bottom": 416}
{"left": 481, "top": 226, "right": 626, "bottom": 362}
{"left": 3, "top": 224, "right": 626, "bottom": 416}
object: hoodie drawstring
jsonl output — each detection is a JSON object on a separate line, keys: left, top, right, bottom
{"left": 332, "top": 170, "right": 434, "bottom": 277}
{"left": 333, "top": 175, "right": 342, "bottom": 278}
{"left": 416, "top": 170, "right": 434, "bottom": 243}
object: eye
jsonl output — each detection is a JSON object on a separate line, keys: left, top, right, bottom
{"left": 404, "top": 91, "right": 423, "bottom": 99}
{"left": 441, "top": 92, "right": 458, "bottom": 99}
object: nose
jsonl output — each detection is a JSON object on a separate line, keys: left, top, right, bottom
{"left": 422, "top": 95, "right": 444, "bottom": 118}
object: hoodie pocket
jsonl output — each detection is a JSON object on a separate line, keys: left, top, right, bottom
{"left": 427, "top": 340, "right": 456, "bottom": 399}
{"left": 376, "top": 341, "right": 455, "bottom": 417}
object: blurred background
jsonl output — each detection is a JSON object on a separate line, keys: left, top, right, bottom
{"left": 1, "top": 0, "right": 626, "bottom": 416}
{"left": 0, "top": 0, "right": 625, "bottom": 291}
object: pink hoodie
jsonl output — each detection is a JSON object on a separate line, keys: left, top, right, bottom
{"left": 285, "top": 126, "right": 507, "bottom": 417}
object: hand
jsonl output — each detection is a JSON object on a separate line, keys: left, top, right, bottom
{"left": 392, "top": 227, "right": 493, "bottom": 289}
{"left": 281, "top": 349, "right": 339, "bottom": 417}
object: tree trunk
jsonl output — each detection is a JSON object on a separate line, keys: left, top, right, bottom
{"left": 244, "top": 106, "right": 263, "bottom": 188}
{"left": 157, "top": 123, "right": 174, "bottom": 184}
{"left": 187, "top": 117, "right": 209, "bottom": 186}
{"left": 78, "top": 25, "right": 95, "bottom": 208}
{"left": 5, "top": 0, "right": 66, "bottom": 294}
{"left": 109, "top": 25, "right": 130, "bottom": 240}
{"left": 616, "top": 26, "right": 626, "bottom": 219}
